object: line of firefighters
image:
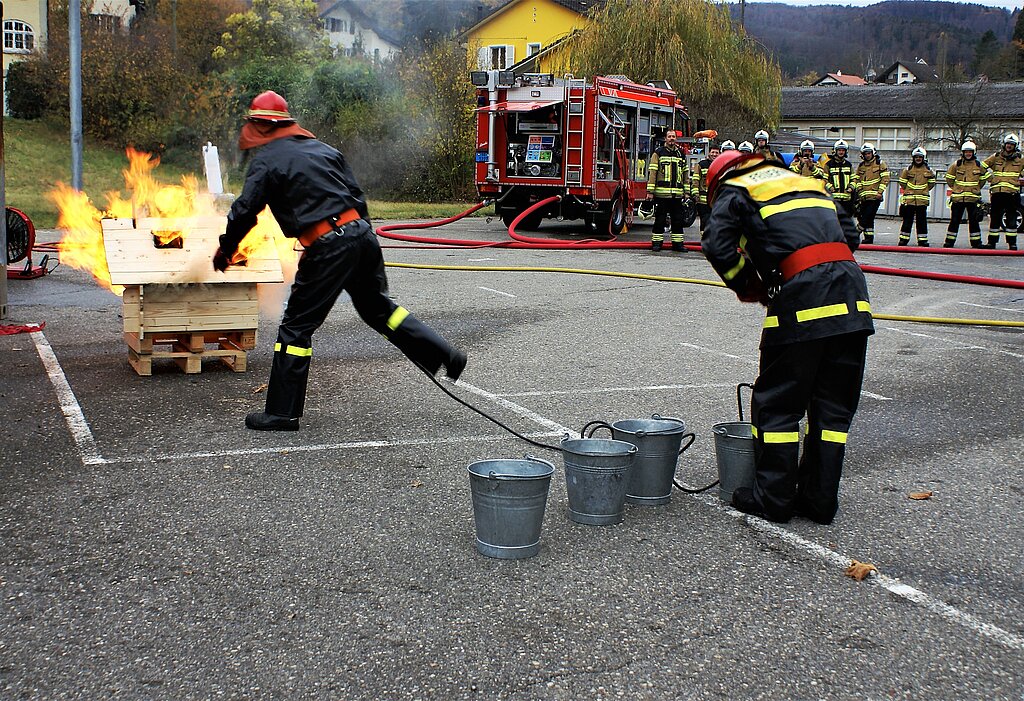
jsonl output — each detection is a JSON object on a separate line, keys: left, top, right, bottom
{"left": 645, "top": 130, "right": 1023, "bottom": 251}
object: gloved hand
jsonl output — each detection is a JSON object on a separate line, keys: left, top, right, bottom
{"left": 736, "top": 274, "right": 770, "bottom": 307}
{"left": 213, "top": 247, "right": 232, "bottom": 273}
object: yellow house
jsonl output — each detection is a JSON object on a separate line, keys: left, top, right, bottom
{"left": 462, "top": 0, "right": 601, "bottom": 71}
{"left": 3, "top": 0, "right": 48, "bottom": 111}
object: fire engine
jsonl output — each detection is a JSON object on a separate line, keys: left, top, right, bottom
{"left": 471, "top": 70, "right": 691, "bottom": 234}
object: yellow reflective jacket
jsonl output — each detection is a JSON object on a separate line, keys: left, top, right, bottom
{"left": 945, "top": 157, "right": 988, "bottom": 203}
{"left": 897, "top": 163, "right": 936, "bottom": 206}
{"left": 852, "top": 157, "right": 890, "bottom": 201}
{"left": 790, "top": 156, "right": 826, "bottom": 181}
{"left": 690, "top": 157, "right": 713, "bottom": 204}
{"left": 981, "top": 150, "right": 1024, "bottom": 195}
{"left": 647, "top": 146, "right": 689, "bottom": 198}
{"left": 819, "top": 155, "right": 856, "bottom": 201}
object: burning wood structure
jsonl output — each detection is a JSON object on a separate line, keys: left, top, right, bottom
{"left": 101, "top": 216, "right": 284, "bottom": 376}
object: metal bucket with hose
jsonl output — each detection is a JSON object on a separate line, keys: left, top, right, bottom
{"left": 560, "top": 437, "right": 638, "bottom": 525}
{"left": 714, "top": 383, "right": 756, "bottom": 503}
{"left": 582, "top": 415, "right": 696, "bottom": 505}
{"left": 467, "top": 456, "right": 555, "bottom": 559}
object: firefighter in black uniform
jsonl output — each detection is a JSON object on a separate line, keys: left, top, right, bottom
{"left": 214, "top": 91, "right": 467, "bottom": 431}
{"left": 646, "top": 129, "right": 691, "bottom": 251}
{"left": 702, "top": 150, "right": 874, "bottom": 524}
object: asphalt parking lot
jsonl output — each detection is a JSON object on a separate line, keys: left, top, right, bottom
{"left": 1, "top": 215, "right": 1022, "bottom": 700}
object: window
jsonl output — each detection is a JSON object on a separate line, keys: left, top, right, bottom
{"left": 326, "top": 18, "right": 345, "bottom": 32}
{"left": 3, "top": 20, "right": 35, "bottom": 52}
{"left": 861, "top": 127, "right": 912, "bottom": 151}
{"left": 350, "top": 22, "right": 357, "bottom": 35}
{"left": 374, "top": 48, "right": 380, "bottom": 62}
{"left": 477, "top": 44, "right": 514, "bottom": 70}
{"left": 527, "top": 42, "right": 541, "bottom": 57}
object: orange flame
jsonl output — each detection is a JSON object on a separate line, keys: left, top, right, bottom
{"left": 51, "top": 148, "right": 298, "bottom": 294}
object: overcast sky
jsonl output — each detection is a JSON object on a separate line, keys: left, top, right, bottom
{"left": 750, "top": 0, "right": 1021, "bottom": 9}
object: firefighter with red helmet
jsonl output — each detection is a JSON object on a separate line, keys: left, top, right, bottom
{"left": 214, "top": 91, "right": 466, "bottom": 431}
{"left": 701, "top": 150, "right": 874, "bottom": 524}
{"left": 646, "top": 129, "right": 691, "bottom": 251}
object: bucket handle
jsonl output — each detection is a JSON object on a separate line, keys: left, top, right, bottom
{"left": 677, "top": 431, "right": 696, "bottom": 456}
{"left": 737, "top": 383, "right": 755, "bottom": 421}
{"left": 581, "top": 420, "right": 614, "bottom": 438}
{"left": 487, "top": 454, "right": 555, "bottom": 481}
{"left": 646, "top": 413, "right": 687, "bottom": 435}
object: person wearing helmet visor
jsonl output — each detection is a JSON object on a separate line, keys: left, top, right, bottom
{"left": 790, "top": 139, "right": 826, "bottom": 181}
{"left": 753, "top": 129, "right": 784, "bottom": 163}
{"left": 691, "top": 143, "right": 722, "bottom": 235}
{"left": 214, "top": 91, "right": 467, "bottom": 431}
{"left": 701, "top": 151, "right": 873, "bottom": 525}
{"left": 897, "top": 147, "right": 935, "bottom": 246}
{"left": 738, "top": 141, "right": 754, "bottom": 154}
{"left": 944, "top": 141, "right": 989, "bottom": 248}
{"left": 851, "top": 143, "right": 889, "bottom": 244}
{"left": 980, "top": 133, "right": 1023, "bottom": 249}
{"left": 720, "top": 140, "right": 736, "bottom": 152}
{"left": 822, "top": 139, "right": 856, "bottom": 218}
{"left": 646, "top": 129, "right": 692, "bottom": 252}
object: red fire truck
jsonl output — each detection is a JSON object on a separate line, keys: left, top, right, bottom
{"left": 471, "top": 70, "right": 691, "bottom": 234}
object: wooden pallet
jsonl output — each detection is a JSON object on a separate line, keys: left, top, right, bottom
{"left": 124, "top": 329, "right": 257, "bottom": 376}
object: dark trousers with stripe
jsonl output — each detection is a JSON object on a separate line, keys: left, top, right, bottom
{"left": 899, "top": 204, "right": 929, "bottom": 244}
{"left": 945, "top": 202, "right": 982, "bottom": 246}
{"left": 652, "top": 197, "right": 685, "bottom": 243}
{"left": 696, "top": 203, "right": 711, "bottom": 235}
{"left": 989, "top": 192, "right": 1022, "bottom": 243}
{"left": 266, "top": 220, "right": 457, "bottom": 418}
{"left": 857, "top": 198, "right": 881, "bottom": 235}
{"left": 750, "top": 332, "right": 869, "bottom": 522}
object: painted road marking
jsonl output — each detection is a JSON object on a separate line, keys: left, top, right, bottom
{"left": 455, "top": 380, "right": 579, "bottom": 437}
{"left": 956, "top": 301, "right": 1024, "bottom": 315}
{"left": 31, "top": 331, "right": 107, "bottom": 466}
{"left": 478, "top": 286, "right": 517, "bottom": 298}
{"left": 882, "top": 326, "right": 1024, "bottom": 360}
{"left": 502, "top": 382, "right": 736, "bottom": 398}
{"left": 467, "top": 258, "right": 498, "bottom": 262}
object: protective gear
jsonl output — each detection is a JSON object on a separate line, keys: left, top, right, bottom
{"left": 945, "top": 154, "right": 987, "bottom": 247}
{"left": 247, "top": 90, "right": 295, "bottom": 123}
{"left": 961, "top": 140, "right": 977, "bottom": 153}
{"left": 800, "top": 139, "right": 814, "bottom": 151}
{"left": 720, "top": 140, "right": 736, "bottom": 151}
{"left": 705, "top": 150, "right": 764, "bottom": 204}
{"left": 834, "top": 139, "right": 849, "bottom": 152}
{"left": 212, "top": 247, "right": 231, "bottom": 272}
{"left": 911, "top": 146, "right": 927, "bottom": 158}
{"left": 754, "top": 130, "right": 770, "bottom": 142}
{"left": 738, "top": 141, "right": 754, "bottom": 153}
{"left": 860, "top": 143, "right": 875, "bottom": 154}
{"left": 245, "top": 412, "right": 299, "bottom": 431}
{"left": 647, "top": 140, "right": 690, "bottom": 249}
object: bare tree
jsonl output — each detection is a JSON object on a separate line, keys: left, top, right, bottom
{"left": 919, "top": 78, "right": 1006, "bottom": 153}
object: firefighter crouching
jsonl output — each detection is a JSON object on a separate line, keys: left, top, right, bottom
{"left": 701, "top": 150, "right": 874, "bottom": 524}
{"left": 981, "top": 133, "right": 1023, "bottom": 250}
{"left": 851, "top": 143, "right": 889, "bottom": 244}
{"left": 214, "top": 91, "right": 467, "bottom": 431}
{"left": 647, "top": 129, "right": 691, "bottom": 252}
{"left": 820, "top": 140, "right": 857, "bottom": 219}
{"left": 790, "top": 140, "right": 826, "bottom": 181}
{"left": 690, "top": 143, "right": 721, "bottom": 236}
{"left": 897, "top": 146, "right": 936, "bottom": 246}
{"left": 944, "top": 141, "right": 989, "bottom": 248}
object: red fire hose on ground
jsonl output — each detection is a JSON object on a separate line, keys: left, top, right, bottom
{"left": 377, "top": 198, "right": 1023, "bottom": 290}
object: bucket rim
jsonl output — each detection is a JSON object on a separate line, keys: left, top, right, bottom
{"left": 560, "top": 436, "right": 639, "bottom": 457}
{"left": 611, "top": 416, "right": 687, "bottom": 436}
{"left": 467, "top": 457, "right": 555, "bottom": 480}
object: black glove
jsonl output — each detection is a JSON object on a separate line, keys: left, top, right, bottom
{"left": 213, "top": 247, "right": 232, "bottom": 273}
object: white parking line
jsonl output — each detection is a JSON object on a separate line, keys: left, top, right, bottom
{"left": 502, "top": 382, "right": 736, "bottom": 398}
{"left": 31, "top": 331, "right": 107, "bottom": 466}
{"left": 478, "top": 286, "right": 517, "bottom": 298}
{"left": 956, "top": 301, "right": 1024, "bottom": 315}
{"left": 882, "top": 326, "right": 1024, "bottom": 360}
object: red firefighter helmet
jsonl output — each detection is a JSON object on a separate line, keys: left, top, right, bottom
{"left": 706, "top": 151, "right": 765, "bottom": 204}
{"left": 247, "top": 91, "right": 295, "bottom": 123}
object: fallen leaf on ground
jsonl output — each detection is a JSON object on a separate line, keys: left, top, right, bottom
{"left": 410, "top": 479, "right": 424, "bottom": 488}
{"left": 845, "top": 560, "right": 878, "bottom": 581}
{"left": 909, "top": 491, "right": 933, "bottom": 500}
{"left": 251, "top": 383, "right": 268, "bottom": 395}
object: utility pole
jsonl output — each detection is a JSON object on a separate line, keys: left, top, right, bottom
{"left": 171, "top": 0, "right": 178, "bottom": 62}
{"left": 70, "top": 0, "right": 83, "bottom": 191}
{"left": 740, "top": 0, "right": 746, "bottom": 32}
{"left": 1, "top": 0, "right": 7, "bottom": 320}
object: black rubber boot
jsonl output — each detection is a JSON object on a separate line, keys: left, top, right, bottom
{"left": 651, "top": 240, "right": 663, "bottom": 252}
{"left": 245, "top": 412, "right": 299, "bottom": 431}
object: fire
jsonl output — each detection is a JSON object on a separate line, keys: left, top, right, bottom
{"left": 51, "top": 148, "right": 298, "bottom": 294}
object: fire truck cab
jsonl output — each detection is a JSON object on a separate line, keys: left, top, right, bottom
{"left": 471, "top": 70, "right": 690, "bottom": 234}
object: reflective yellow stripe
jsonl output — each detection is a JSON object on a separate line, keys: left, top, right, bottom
{"left": 856, "top": 301, "right": 871, "bottom": 314}
{"left": 387, "top": 306, "right": 410, "bottom": 331}
{"left": 762, "top": 430, "right": 800, "bottom": 443}
{"left": 821, "top": 429, "right": 848, "bottom": 444}
{"left": 763, "top": 315, "right": 779, "bottom": 328}
{"left": 759, "top": 198, "right": 836, "bottom": 219}
{"left": 723, "top": 256, "right": 746, "bottom": 281}
{"left": 751, "top": 425, "right": 758, "bottom": 438}
{"left": 796, "top": 303, "right": 849, "bottom": 323}
{"left": 274, "top": 342, "right": 313, "bottom": 357}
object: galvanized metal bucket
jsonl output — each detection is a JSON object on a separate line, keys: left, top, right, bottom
{"left": 583, "top": 415, "right": 696, "bottom": 506}
{"left": 712, "top": 421, "right": 755, "bottom": 503}
{"left": 467, "top": 456, "right": 555, "bottom": 559}
{"left": 560, "top": 437, "right": 638, "bottom": 525}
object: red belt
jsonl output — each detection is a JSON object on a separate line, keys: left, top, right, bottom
{"left": 298, "top": 208, "right": 361, "bottom": 247}
{"left": 779, "top": 242, "right": 855, "bottom": 282}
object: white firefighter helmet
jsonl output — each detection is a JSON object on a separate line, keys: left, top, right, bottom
{"left": 911, "top": 146, "right": 927, "bottom": 158}
{"left": 799, "top": 139, "right": 815, "bottom": 151}
{"left": 834, "top": 139, "right": 849, "bottom": 152}
{"left": 754, "top": 129, "right": 770, "bottom": 142}
{"left": 961, "top": 140, "right": 977, "bottom": 152}
{"left": 738, "top": 141, "right": 754, "bottom": 153}
{"left": 721, "top": 140, "right": 736, "bottom": 151}
{"left": 1004, "top": 133, "right": 1020, "bottom": 147}
{"left": 860, "top": 142, "right": 876, "bottom": 154}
